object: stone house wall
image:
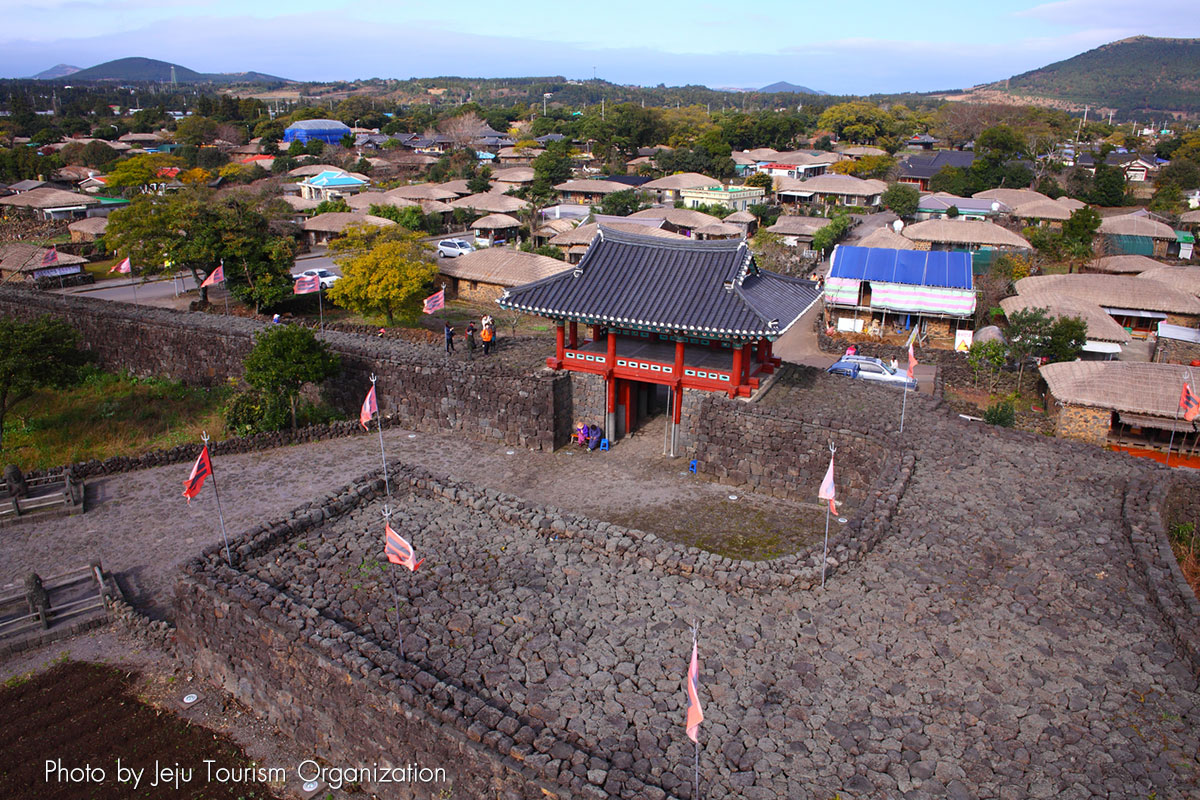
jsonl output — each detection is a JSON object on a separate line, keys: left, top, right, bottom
{"left": 1053, "top": 402, "right": 1112, "bottom": 445}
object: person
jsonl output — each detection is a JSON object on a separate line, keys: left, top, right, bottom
{"left": 466, "top": 321, "right": 477, "bottom": 352}
{"left": 378, "top": 327, "right": 386, "bottom": 337}
{"left": 444, "top": 321, "right": 455, "bottom": 353}
{"left": 481, "top": 321, "right": 494, "bottom": 355}
{"left": 481, "top": 314, "right": 493, "bottom": 330}
{"left": 845, "top": 345, "right": 857, "bottom": 357}
{"left": 272, "top": 313, "right": 281, "bottom": 325}
{"left": 889, "top": 357, "right": 899, "bottom": 371}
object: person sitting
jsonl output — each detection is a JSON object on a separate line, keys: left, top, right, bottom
{"left": 587, "top": 424, "right": 604, "bottom": 451}
{"left": 575, "top": 422, "right": 589, "bottom": 447}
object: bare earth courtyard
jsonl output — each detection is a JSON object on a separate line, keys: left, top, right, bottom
{"left": 2, "top": 407, "right": 1199, "bottom": 799}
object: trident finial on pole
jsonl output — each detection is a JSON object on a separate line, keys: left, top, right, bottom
{"left": 829, "top": 440, "right": 836, "bottom": 455}
{"left": 381, "top": 504, "right": 392, "bottom": 522}
{"left": 370, "top": 373, "right": 377, "bottom": 385}
{"left": 201, "top": 430, "right": 210, "bottom": 445}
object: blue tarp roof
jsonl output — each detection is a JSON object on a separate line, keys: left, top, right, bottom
{"left": 830, "top": 246, "right": 973, "bottom": 289}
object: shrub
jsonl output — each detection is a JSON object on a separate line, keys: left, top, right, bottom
{"left": 983, "top": 399, "right": 1016, "bottom": 427}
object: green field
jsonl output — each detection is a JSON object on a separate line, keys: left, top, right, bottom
{"left": 0, "top": 369, "right": 228, "bottom": 470}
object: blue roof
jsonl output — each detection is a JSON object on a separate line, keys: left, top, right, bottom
{"left": 830, "top": 246, "right": 973, "bottom": 289}
{"left": 306, "top": 170, "right": 366, "bottom": 188}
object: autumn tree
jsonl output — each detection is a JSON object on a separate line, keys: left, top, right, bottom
{"left": 104, "top": 153, "right": 186, "bottom": 192}
{"left": 327, "top": 225, "right": 439, "bottom": 325}
{"left": 241, "top": 325, "right": 340, "bottom": 431}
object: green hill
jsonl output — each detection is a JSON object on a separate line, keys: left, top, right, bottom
{"left": 993, "top": 36, "right": 1200, "bottom": 115}
{"left": 57, "top": 57, "right": 288, "bottom": 85}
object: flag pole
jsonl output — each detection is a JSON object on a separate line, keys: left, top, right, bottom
{"left": 202, "top": 431, "right": 233, "bottom": 566}
{"left": 691, "top": 621, "right": 700, "bottom": 800}
{"left": 383, "top": 504, "right": 404, "bottom": 659}
{"left": 371, "top": 374, "right": 391, "bottom": 500}
{"left": 821, "top": 440, "right": 835, "bottom": 589}
{"left": 318, "top": 284, "right": 324, "bottom": 332}
{"left": 900, "top": 381, "right": 908, "bottom": 434}
{"left": 221, "top": 259, "right": 228, "bottom": 316}
{"left": 1167, "top": 368, "right": 1189, "bottom": 467}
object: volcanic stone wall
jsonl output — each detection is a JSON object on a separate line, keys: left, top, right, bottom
{"left": 0, "top": 287, "right": 571, "bottom": 452}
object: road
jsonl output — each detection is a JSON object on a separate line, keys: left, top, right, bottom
{"left": 55, "top": 274, "right": 201, "bottom": 309}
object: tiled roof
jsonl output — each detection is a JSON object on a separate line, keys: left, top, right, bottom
{"left": 498, "top": 227, "right": 820, "bottom": 339}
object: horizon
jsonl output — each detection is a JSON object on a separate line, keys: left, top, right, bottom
{"left": 1, "top": 1, "right": 1198, "bottom": 95}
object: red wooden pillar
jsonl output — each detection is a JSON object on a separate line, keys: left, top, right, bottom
{"left": 605, "top": 375, "right": 616, "bottom": 441}
{"left": 621, "top": 380, "right": 632, "bottom": 433}
{"left": 554, "top": 321, "right": 565, "bottom": 367}
{"left": 607, "top": 330, "right": 616, "bottom": 367}
{"left": 730, "top": 344, "right": 744, "bottom": 398}
{"left": 591, "top": 324, "right": 601, "bottom": 342}
{"left": 569, "top": 321, "right": 578, "bottom": 349}
{"left": 674, "top": 339, "right": 685, "bottom": 379}
{"left": 741, "top": 342, "right": 752, "bottom": 382}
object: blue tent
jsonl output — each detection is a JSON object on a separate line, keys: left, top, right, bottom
{"left": 282, "top": 119, "right": 352, "bottom": 145}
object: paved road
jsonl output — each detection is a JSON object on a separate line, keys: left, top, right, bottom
{"left": 55, "top": 275, "right": 200, "bottom": 308}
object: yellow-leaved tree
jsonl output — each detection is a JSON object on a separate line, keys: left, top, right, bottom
{"left": 327, "top": 224, "right": 438, "bottom": 325}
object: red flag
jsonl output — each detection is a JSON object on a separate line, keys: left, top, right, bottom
{"left": 360, "top": 385, "right": 377, "bottom": 430}
{"left": 182, "top": 446, "right": 212, "bottom": 503}
{"left": 907, "top": 342, "right": 917, "bottom": 380}
{"left": 1182, "top": 382, "right": 1199, "bottom": 423}
{"left": 200, "top": 264, "right": 224, "bottom": 288}
{"left": 293, "top": 275, "right": 320, "bottom": 294}
{"left": 385, "top": 523, "right": 424, "bottom": 571}
{"left": 817, "top": 455, "right": 836, "bottom": 515}
{"left": 41, "top": 246, "right": 58, "bottom": 266}
{"left": 422, "top": 289, "right": 445, "bottom": 314}
{"left": 109, "top": 257, "right": 131, "bottom": 274}
{"left": 685, "top": 640, "right": 703, "bottom": 743}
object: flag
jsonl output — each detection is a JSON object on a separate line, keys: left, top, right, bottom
{"left": 200, "top": 264, "right": 224, "bottom": 288}
{"left": 109, "top": 257, "right": 131, "bottom": 274}
{"left": 385, "top": 523, "right": 424, "bottom": 571}
{"left": 360, "top": 384, "right": 377, "bottom": 430}
{"left": 1182, "top": 382, "right": 1200, "bottom": 423}
{"left": 907, "top": 342, "right": 917, "bottom": 380}
{"left": 41, "top": 246, "right": 58, "bottom": 266}
{"left": 182, "top": 446, "right": 212, "bottom": 503}
{"left": 422, "top": 288, "right": 445, "bottom": 314}
{"left": 685, "top": 640, "right": 703, "bottom": 743}
{"left": 293, "top": 275, "right": 320, "bottom": 295}
{"left": 818, "top": 455, "right": 836, "bottom": 515}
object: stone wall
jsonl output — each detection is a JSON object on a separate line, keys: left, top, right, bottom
{"left": 1155, "top": 335, "right": 1200, "bottom": 366}
{"left": 0, "top": 286, "right": 572, "bottom": 452}
{"left": 1053, "top": 402, "right": 1111, "bottom": 445}
{"left": 570, "top": 372, "right": 606, "bottom": 430}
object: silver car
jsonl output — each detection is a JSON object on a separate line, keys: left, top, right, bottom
{"left": 437, "top": 239, "right": 475, "bottom": 258}
{"left": 827, "top": 355, "right": 918, "bottom": 391}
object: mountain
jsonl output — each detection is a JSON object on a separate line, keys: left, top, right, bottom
{"left": 29, "top": 64, "right": 80, "bottom": 80}
{"left": 984, "top": 36, "right": 1200, "bottom": 115}
{"left": 759, "top": 81, "right": 826, "bottom": 96}
{"left": 51, "top": 57, "right": 289, "bottom": 85}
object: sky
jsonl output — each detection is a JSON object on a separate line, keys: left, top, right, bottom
{"left": 0, "top": 0, "right": 1197, "bottom": 94}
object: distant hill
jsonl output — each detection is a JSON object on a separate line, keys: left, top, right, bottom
{"left": 759, "top": 81, "right": 826, "bottom": 95}
{"left": 54, "top": 57, "right": 289, "bottom": 85}
{"left": 29, "top": 64, "right": 80, "bottom": 80}
{"left": 985, "top": 36, "right": 1200, "bottom": 115}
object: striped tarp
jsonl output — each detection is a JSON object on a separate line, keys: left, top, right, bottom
{"left": 870, "top": 283, "right": 976, "bottom": 315}
{"left": 824, "top": 276, "right": 860, "bottom": 305}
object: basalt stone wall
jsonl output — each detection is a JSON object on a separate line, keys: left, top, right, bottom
{"left": 570, "top": 372, "right": 606, "bottom": 430}
{"left": 1125, "top": 470, "right": 1200, "bottom": 677}
{"left": 0, "top": 287, "right": 571, "bottom": 452}
{"left": 817, "top": 326, "right": 964, "bottom": 368}
{"left": 1155, "top": 336, "right": 1200, "bottom": 366}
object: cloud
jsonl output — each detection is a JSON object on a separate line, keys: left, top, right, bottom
{"left": 1015, "top": 0, "right": 1197, "bottom": 30}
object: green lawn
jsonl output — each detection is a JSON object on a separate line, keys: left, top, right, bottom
{"left": 0, "top": 370, "right": 229, "bottom": 470}
{"left": 82, "top": 258, "right": 125, "bottom": 281}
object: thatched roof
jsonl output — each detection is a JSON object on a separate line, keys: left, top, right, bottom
{"left": 1098, "top": 213, "right": 1175, "bottom": 239}
{"left": 776, "top": 174, "right": 886, "bottom": 196}
{"left": 770, "top": 150, "right": 843, "bottom": 166}
{"left": 1016, "top": 274, "right": 1200, "bottom": 315}
{"left": 1041, "top": 361, "right": 1200, "bottom": 419}
{"left": 902, "top": 219, "right": 1031, "bottom": 248}
{"left": 67, "top": 216, "right": 107, "bottom": 235}
{"left": 549, "top": 221, "right": 686, "bottom": 247}
{"left": 281, "top": 195, "right": 320, "bottom": 211}
{"left": 418, "top": 199, "right": 454, "bottom": 215}
{"left": 1180, "top": 209, "right": 1200, "bottom": 224}
{"left": 287, "top": 163, "right": 346, "bottom": 177}
{"left": 535, "top": 218, "right": 578, "bottom": 238}
{"left": 0, "top": 187, "right": 99, "bottom": 210}
{"left": 766, "top": 215, "right": 832, "bottom": 237}
{"left": 438, "top": 179, "right": 473, "bottom": 196}
{"left": 999, "top": 291, "right": 1130, "bottom": 343}
{"left": 838, "top": 145, "right": 887, "bottom": 157}
{"left": 694, "top": 221, "right": 743, "bottom": 237}
{"left": 640, "top": 172, "right": 718, "bottom": 191}
{"left": 492, "top": 167, "right": 534, "bottom": 183}
{"left": 628, "top": 207, "right": 722, "bottom": 229}
{"left": 973, "top": 188, "right": 1050, "bottom": 206}
{"left": 1056, "top": 197, "right": 1087, "bottom": 211}
{"left": 724, "top": 210, "right": 756, "bottom": 224}
{"left": 555, "top": 179, "right": 628, "bottom": 195}
{"left": 301, "top": 212, "right": 395, "bottom": 233}
{"left": 0, "top": 243, "right": 88, "bottom": 272}
{"left": 472, "top": 213, "right": 521, "bottom": 230}
{"left": 742, "top": 148, "right": 780, "bottom": 161}
{"left": 1091, "top": 254, "right": 1164, "bottom": 274}
{"left": 438, "top": 248, "right": 571, "bottom": 286}
{"left": 1013, "top": 199, "right": 1072, "bottom": 221}
{"left": 1138, "top": 266, "right": 1200, "bottom": 298}
{"left": 855, "top": 226, "right": 916, "bottom": 249}
{"left": 386, "top": 184, "right": 459, "bottom": 201}
{"left": 346, "top": 192, "right": 417, "bottom": 211}
{"left": 450, "top": 192, "right": 528, "bottom": 214}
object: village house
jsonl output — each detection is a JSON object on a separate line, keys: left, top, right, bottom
{"left": 0, "top": 187, "right": 101, "bottom": 221}
{"left": 896, "top": 151, "right": 976, "bottom": 191}
{"left": 497, "top": 227, "right": 820, "bottom": 453}
{"left": 1000, "top": 290, "right": 1130, "bottom": 359}
{"left": 438, "top": 248, "right": 571, "bottom": 302}
{"left": 678, "top": 184, "right": 766, "bottom": 213}
{"left": 914, "top": 194, "right": 1012, "bottom": 221}
{"left": 548, "top": 219, "right": 684, "bottom": 263}
{"left": 824, "top": 245, "right": 976, "bottom": 348}
{"left": 638, "top": 173, "right": 718, "bottom": 203}
{"left": 755, "top": 150, "right": 842, "bottom": 181}
{"left": 627, "top": 207, "right": 723, "bottom": 237}
{"left": 1085, "top": 254, "right": 1165, "bottom": 275}
{"left": 298, "top": 170, "right": 369, "bottom": 202}
{"left": 450, "top": 192, "right": 529, "bottom": 216}
{"left": 765, "top": 216, "right": 832, "bottom": 250}
{"left": 471, "top": 214, "right": 521, "bottom": 246}
{"left": 1014, "top": 273, "right": 1200, "bottom": 337}
{"left": 900, "top": 218, "right": 1032, "bottom": 273}
{"left": 555, "top": 179, "right": 629, "bottom": 205}
{"left": 775, "top": 174, "right": 885, "bottom": 209}
{"left": 1097, "top": 212, "right": 1177, "bottom": 258}
{"left": 0, "top": 242, "right": 89, "bottom": 284}
{"left": 301, "top": 212, "right": 394, "bottom": 246}
{"left": 67, "top": 216, "right": 107, "bottom": 243}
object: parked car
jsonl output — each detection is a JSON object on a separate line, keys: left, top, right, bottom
{"left": 290, "top": 268, "right": 339, "bottom": 289}
{"left": 827, "top": 357, "right": 918, "bottom": 391}
{"left": 437, "top": 239, "right": 475, "bottom": 258}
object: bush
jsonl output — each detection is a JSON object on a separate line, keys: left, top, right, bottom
{"left": 983, "top": 399, "right": 1016, "bottom": 428}
{"left": 223, "top": 390, "right": 288, "bottom": 436}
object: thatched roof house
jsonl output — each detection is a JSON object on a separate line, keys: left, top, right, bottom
{"left": 386, "top": 184, "right": 459, "bottom": 202}
{"left": 1090, "top": 254, "right": 1164, "bottom": 274}
{"left": 301, "top": 212, "right": 394, "bottom": 245}
{"left": 902, "top": 219, "right": 1031, "bottom": 249}
{"left": 451, "top": 192, "right": 528, "bottom": 214}
{"left": 1000, "top": 291, "right": 1131, "bottom": 346}
{"left": 1138, "top": 266, "right": 1200, "bottom": 299}
{"left": 549, "top": 220, "right": 685, "bottom": 263}
{"left": 439, "top": 248, "right": 571, "bottom": 301}
{"left": 0, "top": 243, "right": 88, "bottom": 282}
{"left": 67, "top": 216, "right": 107, "bottom": 242}
{"left": 1015, "top": 273, "right": 1200, "bottom": 333}
{"left": 693, "top": 221, "right": 743, "bottom": 240}
{"left": 1098, "top": 213, "right": 1175, "bottom": 239}
{"left": 0, "top": 187, "right": 100, "bottom": 220}
{"left": 1012, "top": 199, "right": 1073, "bottom": 223}
{"left": 855, "top": 226, "right": 916, "bottom": 250}
{"left": 973, "top": 188, "right": 1050, "bottom": 207}
{"left": 627, "top": 206, "right": 722, "bottom": 235}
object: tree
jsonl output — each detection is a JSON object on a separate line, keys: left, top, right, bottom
{"left": 179, "top": 167, "right": 212, "bottom": 186}
{"left": 532, "top": 139, "right": 574, "bottom": 194}
{"left": 967, "top": 339, "right": 1005, "bottom": 392}
{"left": 811, "top": 214, "right": 853, "bottom": 254}
{"left": 744, "top": 172, "right": 773, "bottom": 192}
{"left": 1045, "top": 316, "right": 1087, "bottom": 363}
{"left": 467, "top": 166, "right": 492, "bottom": 194}
{"left": 314, "top": 198, "right": 351, "bottom": 215}
{"left": 0, "top": 317, "right": 88, "bottom": 451}
{"left": 598, "top": 189, "right": 647, "bottom": 217}
{"left": 881, "top": 183, "right": 919, "bottom": 218}
{"left": 1004, "top": 307, "right": 1052, "bottom": 392}
{"left": 105, "top": 153, "right": 186, "bottom": 192}
{"left": 327, "top": 225, "right": 439, "bottom": 325}
{"left": 241, "top": 325, "right": 340, "bottom": 431}
{"left": 105, "top": 188, "right": 296, "bottom": 309}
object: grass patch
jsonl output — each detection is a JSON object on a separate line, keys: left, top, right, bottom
{"left": 0, "top": 369, "right": 229, "bottom": 470}
{"left": 82, "top": 258, "right": 125, "bottom": 282}
{"left": 1169, "top": 522, "right": 1200, "bottom": 602}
